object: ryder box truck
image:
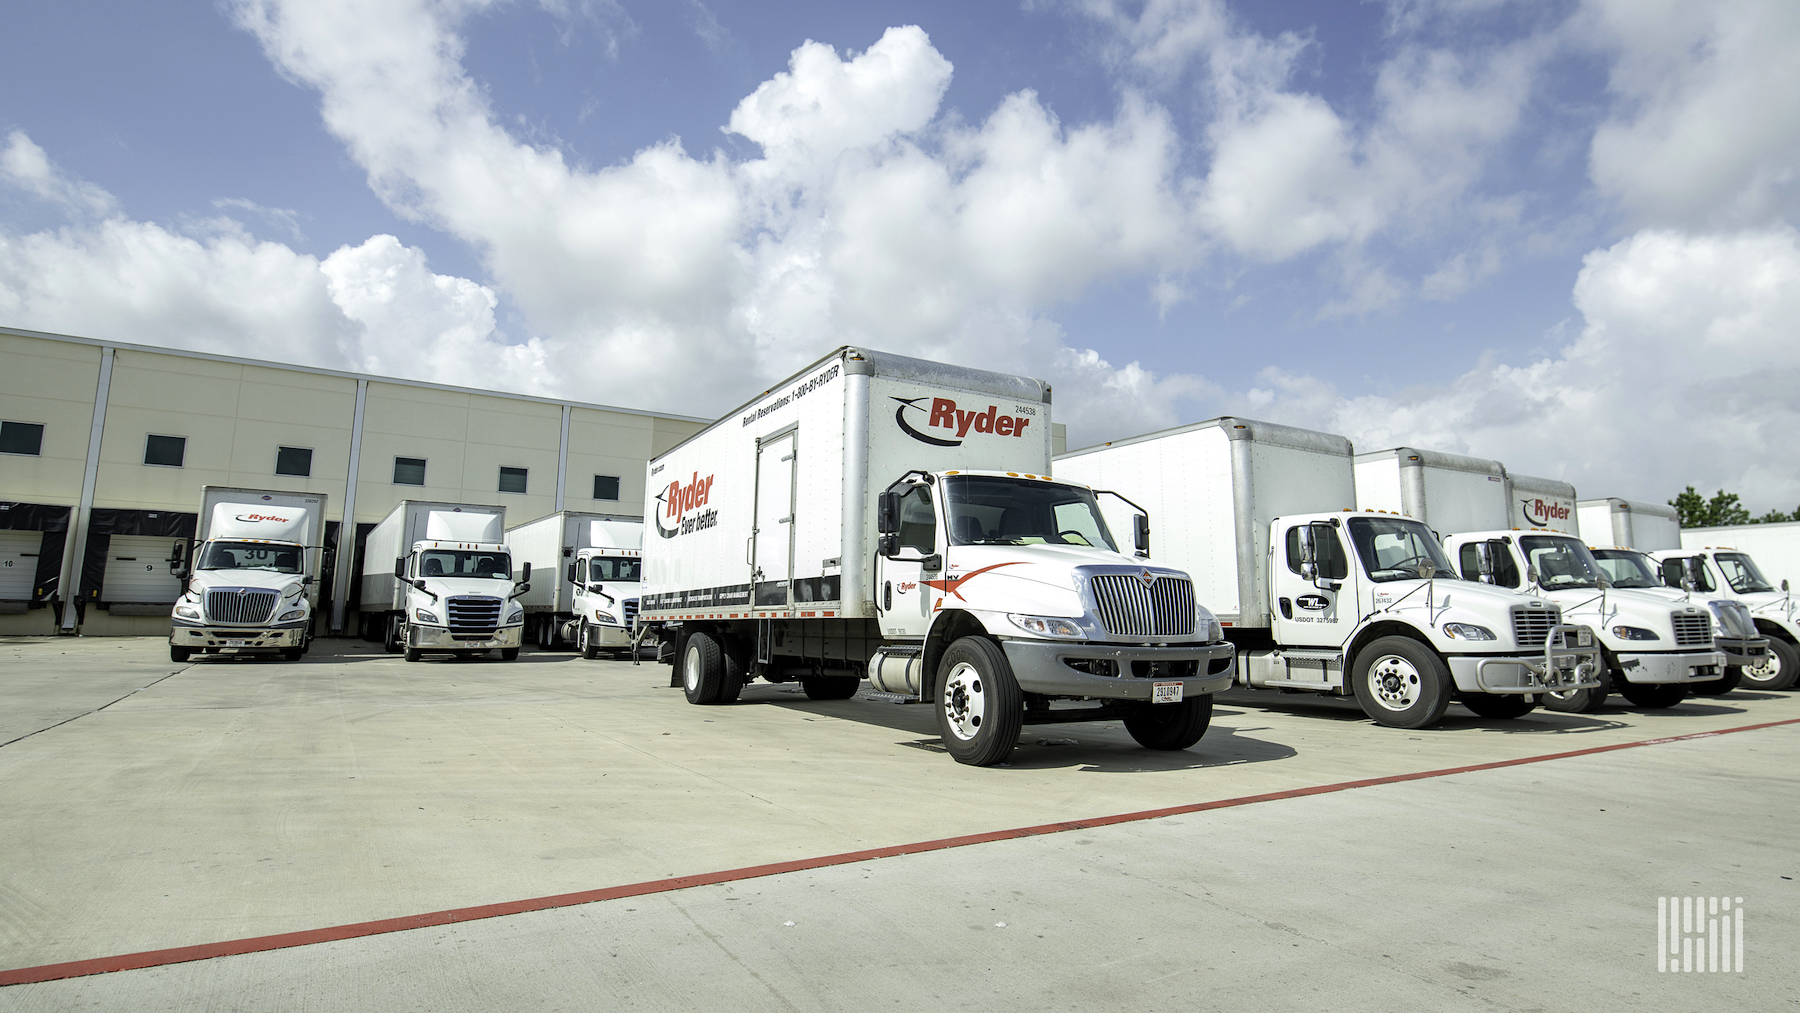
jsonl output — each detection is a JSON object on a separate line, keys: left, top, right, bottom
{"left": 637, "top": 347, "right": 1235, "bottom": 767}
{"left": 169, "top": 488, "right": 328, "bottom": 662}
{"left": 359, "top": 501, "right": 529, "bottom": 662}
{"left": 507, "top": 512, "right": 643, "bottom": 657}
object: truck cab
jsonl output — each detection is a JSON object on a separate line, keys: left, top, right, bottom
{"left": 1588, "top": 546, "right": 1768, "bottom": 694}
{"left": 393, "top": 541, "right": 529, "bottom": 662}
{"left": 564, "top": 546, "right": 642, "bottom": 658}
{"left": 1443, "top": 531, "right": 1726, "bottom": 709}
{"left": 171, "top": 537, "right": 314, "bottom": 661}
{"left": 1648, "top": 548, "right": 1798, "bottom": 691}
{"left": 1248, "top": 511, "right": 1599, "bottom": 727}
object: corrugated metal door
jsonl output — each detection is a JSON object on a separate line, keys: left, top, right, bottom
{"left": 0, "top": 531, "right": 39, "bottom": 601}
{"left": 103, "top": 535, "right": 183, "bottom": 604}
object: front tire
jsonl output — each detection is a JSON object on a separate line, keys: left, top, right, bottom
{"left": 1545, "top": 667, "right": 1611, "bottom": 713}
{"left": 1739, "top": 638, "right": 1798, "bottom": 691}
{"left": 801, "top": 675, "right": 859, "bottom": 700}
{"left": 682, "top": 632, "right": 725, "bottom": 704}
{"left": 384, "top": 616, "right": 402, "bottom": 654}
{"left": 281, "top": 647, "right": 304, "bottom": 662}
{"left": 1124, "top": 696, "right": 1213, "bottom": 750}
{"left": 1690, "top": 666, "right": 1741, "bottom": 696}
{"left": 1618, "top": 681, "right": 1688, "bottom": 708}
{"left": 580, "top": 620, "right": 600, "bottom": 660}
{"left": 935, "top": 636, "right": 1023, "bottom": 766}
{"left": 1350, "top": 636, "right": 1452, "bottom": 729}
{"left": 500, "top": 648, "right": 520, "bottom": 661}
{"left": 1461, "top": 693, "right": 1536, "bottom": 719}
{"left": 404, "top": 647, "right": 422, "bottom": 663}
{"left": 171, "top": 645, "right": 192, "bottom": 663}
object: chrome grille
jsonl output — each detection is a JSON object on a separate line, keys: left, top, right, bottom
{"left": 446, "top": 595, "right": 502, "bottom": 634}
{"left": 1511, "top": 606, "right": 1558, "bottom": 648}
{"left": 205, "top": 588, "right": 277, "bottom": 625}
{"left": 1090, "top": 575, "right": 1195, "bottom": 638}
{"left": 622, "top": 597, "right": 639, "bottom": 629}
{"left": 1710, "top": 601, "right": 1754, "bottom": 638}
{"left": 1671, "top": 612, "right": 1713, "bottom": 647}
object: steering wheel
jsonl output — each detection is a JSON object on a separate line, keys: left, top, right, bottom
{"left": 1386, "top": 554, "right": 1431, "bottom": 573}
{"left": 1058, "top": 530, "right": 1092, "bottom": 546}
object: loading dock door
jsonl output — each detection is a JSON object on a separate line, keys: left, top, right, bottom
{"left": 103, "top": 535, "right": 183, "bottom": 604}
{"left": 0, "top": 531, "right": 38, "bottom": 602}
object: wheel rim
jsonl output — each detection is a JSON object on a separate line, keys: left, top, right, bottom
{"left": 1743, "top": 650, "right": 1782, "bottom": 685}
{"left": 1366, "top": 654, "right": 1423, "bottom": 712}
{"left": 684, "top": 644, "right": 701, "bottom": 692}
{"left": 941, "top": 661, "right": 986, "bottom": 741}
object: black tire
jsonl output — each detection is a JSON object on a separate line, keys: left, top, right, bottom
{"left": 580, "top": 621, "right": 600, "bottom": 660}
{"left": 1461, "top": 693, "right": 1537, "bottom": 719}
{"left": 682, "top": 632, "right": 725, "bottom": 704}
{"left": 541, "top": 616, "right": 562, "bottom": 652}
{"left": 934, "top": 636, "right": 1023, "bottom": 766}
{"left": 1545, "top": 666, "right": 1611, "bottom": 713}
{"left": 500, "top": 648, "right": 520, "bottom": 661}
{"left": 1618, "top": 681, "right": 1688, "bottom": 708}
{"left": 718, "top": 649, "right": 747, "bottom": 703}
{"left": 404, "top": 646, "right": 422, "bottom": 662}
{"left": 1350, "top": 636, "right": 1453, "bottom": 729}
{"left": 1124, "top": 695, "right": 1213, "bottom": 750}
{"left": 281, "top": 647, "right": 304, "bottom": 662}
{"left": 171, "top": 645, "right": 192, "bottom": 663}
{"left": 384, "top": 616, "right": 402, "bottom": 655}
{"left": 801, "top": 675, "right": 859, "bottom": 700}
{"left": 1690, "top": 666, "right": 1741, "bottom": 696}
{"left": 1740, "top": 637, "right": 1798, "bottom": 691}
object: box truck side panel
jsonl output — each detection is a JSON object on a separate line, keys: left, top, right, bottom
{"left": 1577, "top": 500, "right": 1623, "bottom": 546}
{"left": 1681, "top": 521, "right": 1800, "bottom": 587}
{"left": 1507, "top": 474, "right": 1578, "bottom": 534}
{"left": 1353, "top": 457, "right": 1405, "bottom": 515}
{"left": 1419, "top": 467, "right": 1510, "bottom": 534}
{"left": 1628, "top": 500, "right": 1682, "bottom": 551}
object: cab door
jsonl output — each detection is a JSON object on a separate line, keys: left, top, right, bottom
{"left": 875, "top": 482, "right": 940, "bottom": 639}
{"left": 1270, "top": 519, "right": 1357, "bottom": 648}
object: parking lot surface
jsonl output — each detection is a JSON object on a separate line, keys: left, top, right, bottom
{"left": 1, "top": 636, "right": 1794, "bottom": 1010}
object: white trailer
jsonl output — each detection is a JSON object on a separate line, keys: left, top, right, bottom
{"left": 1058, "top": 418, "right": 1598, "bottom": 729}
{"left": 507, "top": 511, "right": 643, "bottom": 656}
{"left": 359, "top": 501, "right": 528, "bottom": 662}
{"left": 168, "top": 488, "right": 328, "bottom": 662}
{"left": 1650, "top": 543, "right": 1800, "bottom": 691}
{"left": 1353, "top": 447, "right": 1510, "bottom": 535}
{"left": 639, "top": 346, "right": 1236, "bottom": 767}
{"left": 1506, "top": 473, "right": 1579, "bottom": 535}
{"left": 1577, "top": 498, "right": 1681, "bottom": 551}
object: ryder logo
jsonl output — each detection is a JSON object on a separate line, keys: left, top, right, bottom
{"left": 234, "top": 513, "right": 291, "bottom": 523}
{"left": 1520, "top": 498, "right": 1571, "bottom": 527}
{"left": 891, "top": 397, "right": 1034, "bottom": 448}
{"left": 654, "top": 472, "right": 718, "bottom": 539}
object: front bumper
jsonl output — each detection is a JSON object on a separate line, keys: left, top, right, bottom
{"left": 1715, "top": 636, "right": 1769, "bottom": 668}
{"left": 408, "top": 625, "right": 524, "bottom": 651}
{"left": 1456, "top": 626, "right": 1602, "bottom": 695}
{"left": 999, "top": 638, "right": 1236, "bottom": 700}
{"left": 1616, "top": 649, "right": 1725, "bottom": 685}
{"left": 170, "top": 623, "right": 306, "bottom": 651}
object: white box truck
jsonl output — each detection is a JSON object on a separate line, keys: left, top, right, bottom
{"left": 507, "top": 512, "right": 643, "bottom": 657}
{"left": 1353, "top": 447, "right": 1510, "bottom": 535}
{"left": 168, "top": 488, "right": 328, "bottom": 663}
{"left": 1577, "top": 498, "right": 1681, "bottom": 551}
{"left": 1506, "top": 473, "right": 1579, "bottom": 535}
{"left": 1057, "top": 419, "right": 1598, "bottom": 729}
{"left": 638, "top": 346, "right": 1236, "bottom": 767}
{"left": 359, "top": 501, "right": 529, "bottom": 662}
{"left": 1585, "top": 545, "right": 1767, "bottom": 695}
{"left": 1649, "top": 545, "right": 1799, "bottom": 691}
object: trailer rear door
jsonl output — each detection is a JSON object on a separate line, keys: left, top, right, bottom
{"left": 753, "top": 427, "right": 798, "bottom": 607}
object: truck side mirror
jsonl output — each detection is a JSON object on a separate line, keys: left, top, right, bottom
{"left": 1784, "top": 579, "right": 1791, "bottom": 593}
{"left": 1473, "top": 541, "right": 1496, "bottom": 582}
{"left": 1595, "top": 574, "right": 1610, "bottom": 590}
{"left": 1416, "top": 561, "right": 1436, "bottom": 579}
{"left": 1526, "top": 565, "right": 1539, "bottom": 586}
{"left": 1295, "top": 524, "right": 1317, "bottom": 580}
{"left": 878, "top": 533, "right": 899, "bottom": 557}
{"left": 169, "top": 540, "right": 188, "bottom": 577}
{"left": 395, "top": 556, "right": 406, "bottom": 579}
{"left": 302, "top": 575, "right": 314, "bottom": 587}
{"left": 567, "top": 562, "right": 577, "bottom": 583}
{"left": 519, "top": 562, "right": 531, "bottom": 584}
{"left": 877, "top": 491, "right": 900, "bottom": 535}
{"left": 1681, "top": 556, "right": 1704, "bottom": 592}
{"left": 1133, "top": 515, "right": 1150, "bottom": 557}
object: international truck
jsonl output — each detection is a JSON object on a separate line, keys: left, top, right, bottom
{"left": 1577, "top": 498, "right": 1681, "bottom": 551}
{"left": 1585, "top": 545, "right": 1766, "bottom": 695}
{"left": 168, "top": 488, "right": 328, "bottom": 663}
{"left": 636, "top": 346, "right": 1236, "bottom": 767}
{"left": 359, "top": 501, "right": 529, "bottom": 662}
{"left": 507, "top": 511, "right": 643, "bottom": 657}
{"left": 1648, "top": 546, "right": 1799, "bottom": 691}
{"left": 1057, "top": 419, "right": 1598, "bottom": 729}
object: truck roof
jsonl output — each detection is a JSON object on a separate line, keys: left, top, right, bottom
{"left": 1058, "top": 415, "right": 1351, "bottom": 461}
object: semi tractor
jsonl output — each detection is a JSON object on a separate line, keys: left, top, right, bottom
{"left": 168, "top": 488, "right": 328, "bottom": 663}
{"left": 1577, "top": 498, "right": 1682, "bottom": 551}
{"left": 1648, "top": 547, "right": 1799, "bottom": 691}
{"left": 1585, "top": 546, "right": 1766, "bottom": 695}
{"left": 359, "top": 501, "right": 529, "bottom": 662}
{"left": 636, "top": 346, "right": 1237, "bottom": 767}
{"left": 507, "top": 512, "right": 643, "bottom": 657}
{"left": 1057, "top": 419, "right": 1598, "bottom": 729}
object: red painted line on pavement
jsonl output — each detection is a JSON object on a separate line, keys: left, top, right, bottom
{"left": 4, "top": 716, "right": 1795, "bottom": 987}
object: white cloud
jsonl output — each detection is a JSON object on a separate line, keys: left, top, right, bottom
{"left": 1, "top": 131, "right": 118, "bottom": 217}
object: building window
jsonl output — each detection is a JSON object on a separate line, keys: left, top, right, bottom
{"left": 593, "top": 475, "right": 620, "bottom": 501}
{"left": 144, "top": 434, "right": 186, "bottom": 468}
{"left": 394, "top": 457, "right": 427, "bottom": 486}
{"left": 0, "top": 421, "right": 44, "bottom": 456}
{"left": 499, "top": 467, "right": 528, "bottom": 494}
{"left": 275, "top": 446, "right": 313, "bottom": 477}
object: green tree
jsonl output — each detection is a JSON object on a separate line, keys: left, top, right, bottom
{"left": 1669, "top": 486, "right": 1751, "bottom": 528}
{"left": 1752, "top": 506, "right": 1797, "bottom": 525}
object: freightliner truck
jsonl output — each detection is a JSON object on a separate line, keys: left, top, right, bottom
{"left": 636, "top": 346, "right": 1236, "bottom": 767}
{"left": 1057, "top": 420, "right": 1598, "bottom": 729}
{"left": 507, "top": 511, "right": 643, "bottom": 657}
{"left": 1584, "top": 545, "right": 1766, "bottom": 695}
{"left": 1649, "top": 546, "right": 1799, "bottom": 691}
{"left": 359, "top": 501, "right": 529, "bottom": 662}
{"left": 168, "top": 488, "right": 328, "bottom": 662}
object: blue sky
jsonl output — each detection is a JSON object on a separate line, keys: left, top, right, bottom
{"left": 2, "top": 1, "right": 1797, "bottom": 511}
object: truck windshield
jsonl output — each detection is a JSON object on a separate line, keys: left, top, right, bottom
{"left": 1345, "top": 517, "right": 1456, "bottom": 582}
{"left": 588, "top": 557, "right": 641, "bottom": 582}
{"left": 198, "top": 541, "right": 303, "bottom": 573}
{"left": 1715, "top": 552, "right": 1775, "bottom": 593}
{"left": 943, "top": 476, "right": 1116, "bottom": 550}
{"left": 1589, "top": 549, "right": 1662, "bottom": 589}
{"left": 419, "top": 550, "right": 511, "bottom": 579}
{"left": 1518, "top": 536, "right": 1602, "bottom": 589}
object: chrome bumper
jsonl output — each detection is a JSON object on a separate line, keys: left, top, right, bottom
{"left": 1616, "top": 649, "right": 1725, "bottom": 685}
{"left": 170, "top": 623, "right": 306, "bottom": 651}
{"left": 407, "top": 625, "right": 523, "bottom": 650}
{"left": 999, "top": 638, "right": 1236, "bottom": 700}
{"left": 1716, "top": 636, "right": 1768, "bottom": 668}
{"left": 1464, "top": 624, "right": 1602, "bottom": 695}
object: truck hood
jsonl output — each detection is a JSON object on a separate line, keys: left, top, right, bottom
{"left": 413, "top": 577, "right": 516, "bottom": 600}
{"left": 1734, "top": 590, "right": 1797, "bottom": 614}
{"left": 1539, "top": 587, "right": 1706, "bottom": 631}
{"left": 188, "top": 569, "right": 306, "bottom": 597}
{"left": 932, "top": 543, "right": 1175, "bottom": 618}
{"left": 1368, "top": 577, "right": 1548, "bottom": 621}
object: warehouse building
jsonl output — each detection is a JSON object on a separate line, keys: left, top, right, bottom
{"left": 0, "top": 326, "right": 709, "bottom": 637}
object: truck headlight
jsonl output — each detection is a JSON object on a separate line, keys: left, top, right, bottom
{"left": 174, "top": 605, "right": 201, "bottom": 620}
{"left": 415, "top": 609, "right": 439, "bottom": 624}
{"left": 1009, "top": 614, "right": 1086, "bottom": 639}
{"left": 1442, "top": 623, "right": 1495, "bottom": 641}
{"left": 1195, "top": 607, "right": 1223, "bottom": 642}
{"left": 278, "top": 609, "right": 306, "bottom": 622}
{"left": 594, "top": 611, "right": 616, "bottom": 624}
{"left": 1611, "top": 625, "right": 1659, "bottom": 641}
{"left": 506, "top": 607, "right": 525, "bottom": 624}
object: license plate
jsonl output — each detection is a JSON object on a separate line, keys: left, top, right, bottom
{"left": 1577, "top": 628, "right": 1593, "bottom": 647}
{"left": 1152, "top": 682, "right": 1183, "bottom": 704}
{"left": 224, "top": 639, "right": 252, "bottom": 647}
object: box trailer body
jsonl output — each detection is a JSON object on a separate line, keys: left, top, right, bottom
{"left": 1353, "top": 448, "right": 1510, "bottom": 535}
{"left": 168, "top": 488, "right": 328, "bottom": 662}
{"left": 640, "top": 346, "right": 1235, "bottom": 766}
{"left": 1577, "top": 498, "right": 1681, "bottom": 551}
{"left": 1650, "top": 542, "right": 1800, "bottom": 691}
{"left": 359, "top": 501, "right": 527, "bottom": 661}
{"left": 1505, "top": 474, "right": 1579, "bottom": 535}
{"left": 507, "top": 511, "right": 643, "bottom": 655}
{"left": 1057, "top": 418, "right": 1598, "bottom": 729}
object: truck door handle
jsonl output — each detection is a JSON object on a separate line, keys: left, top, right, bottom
{"left": 1279, "top": 597, "right": 1292, "bottom": 619}
{"left": 884, "top": 581, "right": 892, "bottom": 610}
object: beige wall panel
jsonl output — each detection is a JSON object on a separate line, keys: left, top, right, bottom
{"left": 106, "top": 351, "right": 243, "bottom": 417}
{"left": 360, "top": 383, "right": 474, "bottom": 438}
{"left": 355, "top": 432, "right": 478, "bottom": 494}
{"left": 0, "top": 610, "right": 60, "bottom": 635}
{"left": 227, "top": 419, "right": 353, "bottom": 484}
{"left": 566, "top": 452, "right": 647, "bottom": 516}
{"left": 651, "top": 417, "right": 707, "bottom": 456}
{"left": 0, "top": 335, "right": 103, "bottom": 505}
{"left": 0, "top": 334, "right": 103, "bottom": 404}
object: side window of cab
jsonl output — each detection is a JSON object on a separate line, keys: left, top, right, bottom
{"left": 1284, "top": 525, "right": 1349, "bottom": 580}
